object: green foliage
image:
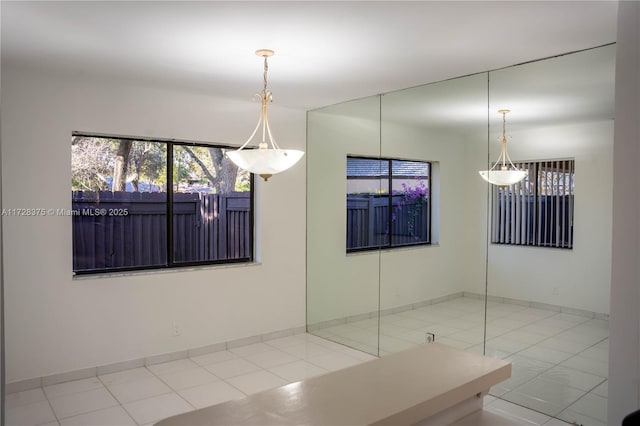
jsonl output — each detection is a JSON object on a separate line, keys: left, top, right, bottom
{"left": 72, "top": 136, "right": 167, "bottom": 192}
{"left": 235, "top": 176, "right": 251, "bottom": 192}
{"left": 72, "top": 136, "right": 242, "bottom": 194}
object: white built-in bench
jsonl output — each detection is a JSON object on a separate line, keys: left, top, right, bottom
{"left": 156, "top": 342, "right": 511, "bottom": 426}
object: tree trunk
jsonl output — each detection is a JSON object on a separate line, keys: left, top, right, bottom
{"left": 183, "top": 146, "right": 239, "bottom": 194}
{"left": 209, "top": 148, "right": 239, "bottom": 194}
{"left": 112, "top": 140, "right": 132, "bottom": 191}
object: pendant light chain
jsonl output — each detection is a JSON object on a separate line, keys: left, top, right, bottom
{"left": 263, "top": 55, "right": 269, "bottom": 97}
{"left": 501, "top": 110, "right": 508, "bottom": 170}
{"left": 261, "top": 55, "right": 272, "bottom": 103}
{"left": 260, "top": 55, "right": 269, "bottom": 149}
{"left": 260, "top": 53, "right": 278, "bottom": 150}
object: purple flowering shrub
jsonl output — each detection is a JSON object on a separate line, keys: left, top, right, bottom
{"left": 390, "top": 180, "right": 429, "bottom": 240}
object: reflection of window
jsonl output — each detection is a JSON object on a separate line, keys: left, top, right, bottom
{"left": 491, "top": 159, "right": 574, "bottom": 248}
{"left": 346, "top": 156, "right": 431, "bottom": 252}
{"left": 71, "top": 135, "right": 253, "bottom": 274}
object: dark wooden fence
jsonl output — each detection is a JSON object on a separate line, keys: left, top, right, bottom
{"left": 346, "top": 194, "right": 429, "bottom": 249}
{"left": 72, "top": 191, "right": 251, "bottom": 271}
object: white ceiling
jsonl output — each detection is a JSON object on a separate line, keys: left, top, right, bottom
{"left": 376, "top": 43, "right": 616, "bottom": 131}
{"left": 1, "top": 1, "right": 618, "bottom": 111}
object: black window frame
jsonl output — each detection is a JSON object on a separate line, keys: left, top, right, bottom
{"left": 346, "top": 156, "right": 432, "bottom": 253}
{"left": 72, "top": 133, "right": 254, "bottom": 275}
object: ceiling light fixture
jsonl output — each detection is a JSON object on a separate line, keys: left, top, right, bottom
{"left": 226, "top": 49, "right": 304, "bottom": 181}
{"left": 479, "top": 109, "right": 527, "bottom": 186}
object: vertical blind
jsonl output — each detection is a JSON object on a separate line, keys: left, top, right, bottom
{"left": 491, "top": 159, "right": 575, "bottom": 248}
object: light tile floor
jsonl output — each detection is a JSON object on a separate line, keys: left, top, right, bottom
{"left": 5, "top": 333, "right": 376, "bottom": 426}
{"left": 314, "top": 295, "right": 609, "bottom": 426}
{"left": 5, "top": 330, "right": 573, "bottom": 426}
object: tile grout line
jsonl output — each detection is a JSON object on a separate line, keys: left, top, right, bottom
{"left": 148, "top": 358, "right": 250, "bottom": 405}
{"left": 43, "top": 394, "right": 60, "bottom": 426}
{"left": 551, "top": 375, "right": 608, "bottom": 424}
{"left": 481, "top": 307, "right": 608, "bottom": 422}
{"left": 140, "top": 364, "right": 199, "bottom": 414}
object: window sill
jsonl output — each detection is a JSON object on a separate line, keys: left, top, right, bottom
{"left": 346, "top": 243, "right": 439, "bottom": 257}
{"left": 72, "top": 261, "right": 263, "bottom": 280}
{"left": 380, "top": 242, "right": 439, "bottom": 253}
{"left": 489, "top": 243, "right": 573, "bottom": 251}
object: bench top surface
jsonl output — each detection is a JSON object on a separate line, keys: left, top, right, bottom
{"left": 156, "top": 342, "right": 510, "bottom": 426}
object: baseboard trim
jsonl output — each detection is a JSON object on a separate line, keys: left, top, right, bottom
{"left": 462, "top": 292, "right": 610, "bottom": 320}
{"left": 307, "top": 291, "right": 609, "bottom": 333}
{"left": 307, "top": 292, "right": 465, "bottom": 332}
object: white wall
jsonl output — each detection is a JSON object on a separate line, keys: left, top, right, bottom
{"left": 1, "top": 65, "right": 307, "bottom": 383}
{"left": 608, "top": 0, "right": 640, "bottom": 423}
{"left": 464, "top": 121, "right": 614, "bottom": 315}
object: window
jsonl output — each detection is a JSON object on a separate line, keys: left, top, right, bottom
{"left": 71, "top": 135, "right": 253, "bottom": 274}
{"left": 346, "top": 157, "right": 431, "bottom": 252}
{"left": 491, "top": 159, "right": 574, "bottom": 248}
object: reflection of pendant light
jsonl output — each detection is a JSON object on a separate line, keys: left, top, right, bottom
{"left": 226, "top": 49, "right": 304, "bottom": 181}
{"left": 479, "top": 109, "right": 527, "bottom": 186}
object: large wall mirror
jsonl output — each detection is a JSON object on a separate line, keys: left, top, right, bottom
{"left": 307, "top": 44, "right": 614, "bottom": 423}
{"left": 377, "top": 73, "right": 489, "bottom": 356}
{"left": 484, "top": 45, "right": 614, "bottom": 423}
{"left": 307, "top": 95, "right": 383, "bottom": 355}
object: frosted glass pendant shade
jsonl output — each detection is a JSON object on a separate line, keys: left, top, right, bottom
{"left": 227, "top": 148, "right": 304, "bottom": 181}
{"left": 478, "top": 169, "right": 528, "bottom": 186}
